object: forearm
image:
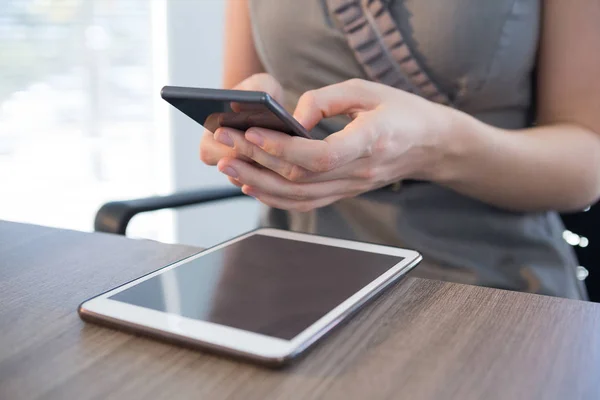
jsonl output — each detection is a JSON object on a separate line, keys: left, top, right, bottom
{"left": 434, "top": 112, "right": 600, "bottom": 212}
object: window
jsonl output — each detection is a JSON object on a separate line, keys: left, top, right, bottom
{"left": 0, "top": 0, "right": 168, "bottom": 240}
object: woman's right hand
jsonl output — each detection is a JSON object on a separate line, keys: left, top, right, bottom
{"left": 199, "top": 73, "right": 285, "bottom": 172}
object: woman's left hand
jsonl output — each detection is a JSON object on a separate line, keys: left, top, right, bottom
{"left": 214, "top": 79, "right": 459, "bottom": 212}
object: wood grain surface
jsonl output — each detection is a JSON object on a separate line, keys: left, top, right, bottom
{"left": 1, "top": 220, "right": 600, "bottom": 400}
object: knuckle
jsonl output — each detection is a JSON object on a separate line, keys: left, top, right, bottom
{"left": 299, "top": 90, "right": 318, "bottom": 110}
{"left": 236, "top": 74, "right": 257, "bottom": 90}
{"left": 310, "top": 152, "right": 337, "bottom": 172}
{"left": 355, "top": 166, "right": 377, "bottom": 181}
{"left": 346, "top": 78, "right": 366, "bottom": 89}
{"left": 225, "top": 132, "right": 251, "bottom": 158}
{"left": 245, "top": 74, "right": 263, "bottom": 89}
{"left": 264, "top": 141, "right": 285, "bottom": 158}
{"left": 241, "top": 73, "right": 282, "bottom": 99}
{"left": 240, "top": 140, "right": 255, "bottom": 158}
{"left": 285, "top": 165, "right": 306, "bottom": 182}
{"left": 372, "top": 136, "right": 389, "bottom": 155}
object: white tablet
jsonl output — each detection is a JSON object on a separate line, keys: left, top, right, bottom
{"left": 79, "top": 228, "right": 421, "bottom": 366}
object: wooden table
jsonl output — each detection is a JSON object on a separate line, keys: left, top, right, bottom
{"left": 1, "top": 221, "right": 600, "bottom": 400}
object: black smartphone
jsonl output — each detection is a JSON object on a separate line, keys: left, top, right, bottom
{"left": 161, "top": 86, "right": 313, "bottom": 139}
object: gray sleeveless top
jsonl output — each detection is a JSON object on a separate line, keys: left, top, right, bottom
{"left": 248, "top": 0, "right": 587, "bottom": 299}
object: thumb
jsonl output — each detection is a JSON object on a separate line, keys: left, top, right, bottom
{"left": 234, "top": 73, "right": 284, "bottom": 102}
{"left": 231, "top": 73, "right": 284, "bottom": 113}
{"left": 293, "top": 79, "right": 381, "bottom": 130}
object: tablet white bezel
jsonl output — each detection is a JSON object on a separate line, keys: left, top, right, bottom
{"left": 79, "top": 228, "right": 421, "bottom": 363}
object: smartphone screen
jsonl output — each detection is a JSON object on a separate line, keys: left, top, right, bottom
{"left": 166, "top": 97, "right": 299, "bottom": 135}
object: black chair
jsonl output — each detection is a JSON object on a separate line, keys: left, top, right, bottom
{"left": 94, "top": 187, "right": 246, "bottom": 235}
{"left": 94, "top": 188, "right": 599, "bottom": 301}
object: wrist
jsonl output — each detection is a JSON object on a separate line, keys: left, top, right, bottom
{"left": 424, "top": 108, "right": 496, "bottom": 185}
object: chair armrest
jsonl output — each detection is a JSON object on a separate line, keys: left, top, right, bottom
{"left": 94, "top": 187, "right": 245, "bottom": 235}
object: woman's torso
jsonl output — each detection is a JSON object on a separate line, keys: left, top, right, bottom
{"left": 247, "top": 0, "right": 587, "bottom": 299}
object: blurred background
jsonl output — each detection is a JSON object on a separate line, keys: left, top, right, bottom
{"left": 0, "top": 0, "right": 259, "bottom": 248}
{"left": 1, "top": 0, "right": 597, "bottom": 298}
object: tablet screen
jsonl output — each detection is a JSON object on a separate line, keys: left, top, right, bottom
{"left": 109, "top": 234, "right": 403, "bottom": 340}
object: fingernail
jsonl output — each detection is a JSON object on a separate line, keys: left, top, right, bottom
{"left": 245, "top": 130, "right": 264, "bottom": 147}
{"left": 221, "top": 166, "right": 238, "bottom": 179}
{"left": 216, "top": 130, "right": 234, "bottom": 147}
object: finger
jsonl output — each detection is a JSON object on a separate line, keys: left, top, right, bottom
{"left": 228, "top": 176, "right": 243, "bottom": 188}
{"left": 234, "top": 73, "right": 282, "bottom": 95}
{"left": 292, "top": 157, "right": 377, "bottom": 183}
{"left": 243, "top": 187, "right": 343, "bottom": 213}
{"left": 200, "top": 128, "right": 254, "bottom": 166}
{"left": 244, "top": 115, "right": 374, "bottom": 173}
{"left": 215, "top": 127, "right": 314, "bottom": 181}
{"left": 293, "top": 79, "right": 381, "bottom": 130}
{"left": 200, "top": 131, "right": 238, "bottom": 165}
{"left": 217, "top": 157, "right": 359, "bottom": 201}
{"left": 231, "top": 73, "right": 284, "bottom": 112}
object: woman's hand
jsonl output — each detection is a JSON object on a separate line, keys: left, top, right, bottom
{"left": 199, "top": 73, "right": 285, "bottom": 186}
{"left": 208, "top": 0, "right": 600, "bottom": 213}
{"left": 214, "top": 79, "right": 460, "bottom": 211}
